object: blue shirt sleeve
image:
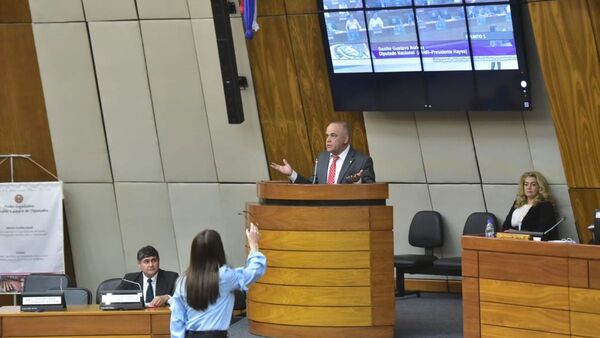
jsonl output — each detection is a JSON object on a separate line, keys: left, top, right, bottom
{"left": 170, "top": 278, "right": 187, "bottom": 338}
{"left": 234, "top": 250, "right": 267, "bottom": 291}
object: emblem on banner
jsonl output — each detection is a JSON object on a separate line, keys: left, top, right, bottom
{"left": 15, "top": 194, "right": 24, "bottom": 204}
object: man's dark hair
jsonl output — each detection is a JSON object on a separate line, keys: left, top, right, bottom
{"left": 137, "top": 245, "right": 159, "bottom": 261}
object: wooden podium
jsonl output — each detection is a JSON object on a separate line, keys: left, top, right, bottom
{"left": 246, "top": 181, "right": 395, "bottom": 338}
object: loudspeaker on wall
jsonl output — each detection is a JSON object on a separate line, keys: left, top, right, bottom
{"left": 211, "top": 0, "right": 245, "bottom": 124}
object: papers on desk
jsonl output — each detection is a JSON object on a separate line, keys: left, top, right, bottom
{"left": 548, "top": 238, "right": 577, "bottom": 243}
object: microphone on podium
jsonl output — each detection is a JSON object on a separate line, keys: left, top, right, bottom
{"left": 121, "top": 278, "right": 142, "bottom": 291}
{"left": 543, "top": 216, "right": 567, "bottom": 235}
{"left": 311, "top": 159, "right": 319, "bottom": 184}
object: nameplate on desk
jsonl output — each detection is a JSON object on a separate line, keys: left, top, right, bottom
{"left": 21, "top": 292, "right": 66, "bottom": 312}
{"left": 100, "top": 290, "right": 144, "bottom": 310}
{"left": 495, "top": 232, "right": 531, "bottom": 240}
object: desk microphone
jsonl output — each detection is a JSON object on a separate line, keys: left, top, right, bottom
{"left": 311, "top": 159, "right": 318, "bottom": 184}
{"left": 121, "top": 278, "right": 142, "bottom": 291}
{"left": 544, "top": 216, "right": 567, "bottom": 235}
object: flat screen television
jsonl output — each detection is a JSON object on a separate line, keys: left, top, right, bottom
{"left": 318, "top": 0, "right": 531, "bottom": 111}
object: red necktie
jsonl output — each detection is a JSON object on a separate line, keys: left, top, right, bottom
{"left": 327, "top": 155, "right": 339, "bottom": 184}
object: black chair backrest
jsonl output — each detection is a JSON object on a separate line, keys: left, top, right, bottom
{"left": 49, "top": 287, "right": 92, "bottom": 305}
{"left": 463, "top": 212, "right": 497, "bottom": 235}
{"left": 23, "top": 274, "right": 70, "bottom": 292}
{"left": 408, "top": 210, "right": 444, "bottom": 249}
{"left": 233, "top": 290, "right": 246, "bottom": 310}
{"left": 96, "top": 278, "right": 123, "bottom": 304}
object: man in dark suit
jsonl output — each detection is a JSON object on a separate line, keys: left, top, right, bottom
{"left": 270, "top": 121, "right": 375, "bottom": 184}
{"left": 117, "top": 245, "right": 179, "bottom": 307}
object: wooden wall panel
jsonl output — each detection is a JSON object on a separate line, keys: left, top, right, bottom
{"left": 569, "top": 188, "right": 600, "bottom": 244}
{"left": 0, "top": 24, "right": 56, "bottom": 182}
{"left": 0, "top": 0, "right": 31, "bottom": 23}
{"left": 246, "top": 16, "right": 313, "bottom": 180}
{"left": 287, "top": 14, "right": 369, "bottom": 158}
{"left": 0, "top": 21, "right": 74, "bottom": 304}
{"left": 248, "top": 7, "right": 369, "bottom": 182}
{"left": 257, "top": 0, "right": 285, "bottom": 16}
{"left": 588, "top": 0, "right": 600, "bottom": 55}
{"left": 529, "top": 0, "right": 600, "bottom": 188}
{"left": 285, "top": 0, "right": 318, "bottom": 15}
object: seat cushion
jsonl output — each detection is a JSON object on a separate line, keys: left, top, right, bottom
{"left": 394, "top": 254, "right": 437, "bottom": 269}
{"left": 432, "top": 257, "right": 462, "bottom": 275}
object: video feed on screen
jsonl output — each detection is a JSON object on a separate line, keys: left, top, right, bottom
{"left": 365, "top": 0, "right": 412, "bottom": 8}
{"left": 367, "top": 9, "right": 422, "bottom": 72}
{"left": 467, "top": 5, "right": 518, "bottom": 70}
{"left": 416, "top": 7, "right": 472, "bottom": 71}
{"left": 323, "top": 0, "right": 364, "bottom": 10}
{"left": 414, "top": 0, "right": 463, "bottom": 6}
{"left": 325, "top": 11, "right": 372, "bottom": 73}
{"left": 466, "top": 0, "right": 509, "bottom": 3}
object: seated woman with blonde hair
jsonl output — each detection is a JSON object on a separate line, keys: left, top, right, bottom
{"left": 502, "top": 171, "right": 557, "bottom": 239}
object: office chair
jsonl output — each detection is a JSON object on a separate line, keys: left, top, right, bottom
{"left": 394, "top": 210, "right": 444, "bottom": 297}
{"left": 95, "top": 278, "right": 123, "bottom": 304}
{"left": 49, "top": 287, "right": 92, "bottom": 305}
{"left": 231, "top": 289, "right": 247, "bottom": 325}
{"left": 433, "top": 212, "right": 497, "bottom": 276}
{"left": 23, "top": 273, "right": 70, "bottom": 292}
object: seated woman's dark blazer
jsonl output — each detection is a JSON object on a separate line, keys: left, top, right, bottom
{"left": 502, "top": 201, "right": 557, "bottom": 239}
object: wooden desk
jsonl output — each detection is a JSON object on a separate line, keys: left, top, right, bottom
{"left": 462, "top": 236, "right": 600, "bottom": 338}
{"left": 0, "top": 305, "right": 170, "bottom": 337}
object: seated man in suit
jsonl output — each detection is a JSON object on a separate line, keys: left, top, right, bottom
{"left": 270, "top": 121, "right": 375, "bottom": 184}
{"left": 117, "top": 245, "right": 179, "bottom": 307}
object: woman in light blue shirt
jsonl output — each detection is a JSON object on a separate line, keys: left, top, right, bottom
{"left": 170, "top": 223, "right": 266, "bottom": 338}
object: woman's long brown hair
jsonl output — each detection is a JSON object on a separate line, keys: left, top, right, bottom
{"left": 185, "top": 229, "right": 227, "bottom": 311}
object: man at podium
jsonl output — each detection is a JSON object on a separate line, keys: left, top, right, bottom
{"left": 270, "top": 121, "right": 375, "bottom": 184}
